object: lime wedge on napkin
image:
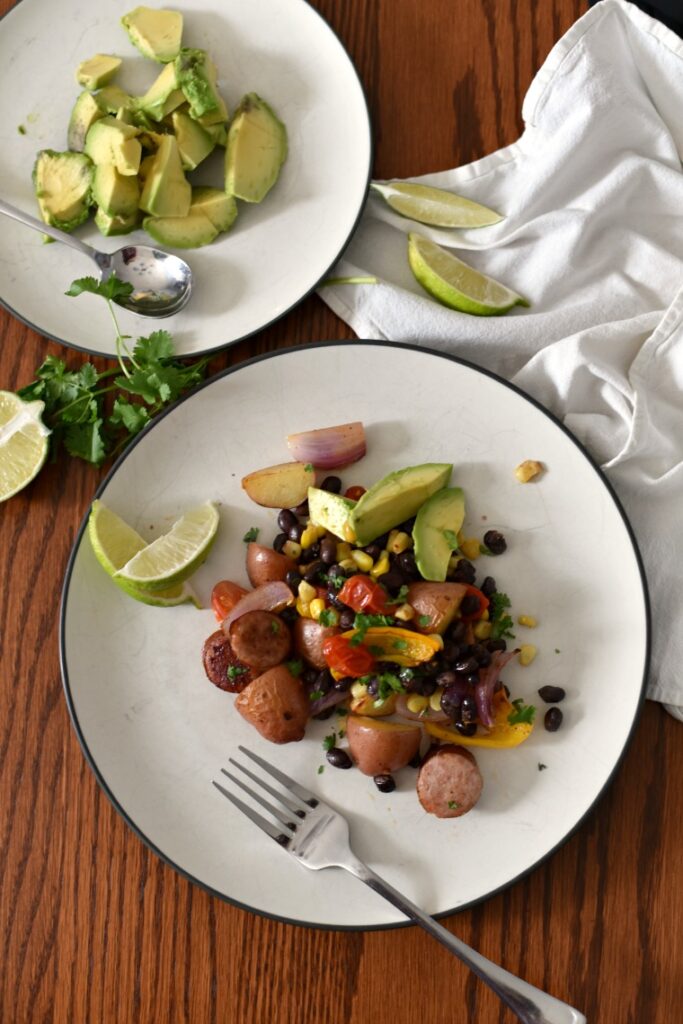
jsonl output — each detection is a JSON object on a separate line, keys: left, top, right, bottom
{"left": 88, "top": 500, "right": 199, "bottom": 606}
{"left": 0, "top": 391, "right": 50, "bottom": 502}
{"left": 372, "top": 181, "right": 503, "bottom": 228}
{"left": 114, "top": 501, "right": 219, "bottom": 591}
{"left": 408, "top": 233, "right": 529, "bottom": 316}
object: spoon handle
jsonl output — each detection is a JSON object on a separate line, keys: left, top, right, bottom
{"left": 0, "top": 198, "right": 102, "bottom": 264}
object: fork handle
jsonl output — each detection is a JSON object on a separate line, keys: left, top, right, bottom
{"left": 346, "top": 859, "right": 586, "bottom": 1024}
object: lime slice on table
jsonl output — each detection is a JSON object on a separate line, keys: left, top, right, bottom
{"left": 407, "top": 233, "right": 529, "bottom": 316}
{"left": 0, "top": 391, "right": 50, "bottom": 502}
{"left": 114, "top": 501, "right": 219, "bottom": 592}
{"left": 372, "top": 181, "right": 503, "bottom": 228}
{"left": 88, "top": 500, "right": 199, "bottom": 607}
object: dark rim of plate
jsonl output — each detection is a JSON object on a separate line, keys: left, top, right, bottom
{"left": 0, "top": 0, "right": 374, "bottom": 359}
{"left": 59, "top": 340, "right": 652, "bottom": 933}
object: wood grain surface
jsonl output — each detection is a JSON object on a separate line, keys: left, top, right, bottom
{"left": 1, "top": 1, "right": 682, "bottom": 1022}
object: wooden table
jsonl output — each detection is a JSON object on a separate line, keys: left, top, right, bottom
{"left": 2, "top": 2, "right": 682, "bottom": 1021}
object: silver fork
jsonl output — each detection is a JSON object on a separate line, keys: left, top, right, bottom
{"left": 213, "top": 746, "right": 586, "bottom": 1024}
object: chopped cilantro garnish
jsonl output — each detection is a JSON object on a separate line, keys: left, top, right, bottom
{"left": 385, "top": 584, "right": 409, "bottom": 605}
{"left": 338, "top": 727, "right": 345, "bottom": 739}
{"left": 554, "top": 648, "right": 561, "bottom": 654}
{"left": 507, "top": 698, "right": 536, "bottom": 725}
{"left": 335, "top": 706, "right": 348, "bottom": 717}
{"left": 479, "top": 543, "right": 493, "bottom": 555}
{"left": 371, "top": 672, "right": 406, "bottom": 707}
{"left": 270, "top": 619, "right": 280, "bottom": 634}
{"left": 418, "top": 615, "right": 431, "bottom": 627}
{"left": 318, "top": 608, "right": 339, "bottom": 627}
{"left": 242, "top": 526, "right": 259, "bottom": 543}
{"left": 447, "top": 800, "right": 460, "bottom": 810}
{"left": 538, "top": 763, "right": 548, "bottom": 771}
{"left": 392, "top": 639, "right": 408, "bottom": 651}
{"left": 317, "top": 765, "right": 324, "bottom": 774}
{"left": 443, "top": 529, "right": 459, "bottom": 550}
{"left": 489, "top": 591, "right": 515, "bottom": 641}
{"left": 309, "top": 689, "right": 324, "bottom": 701}
{"left": 227, "top": 665, "right": 247, "bottom": 680}
{"left": 285, "top": 659, "right": 303, "bottom": 677}
{"left": 304, "top": 463, "right": 313, "bottom": 472}
{"left": 368, "top": 645, "right": 384, "bottom": 656}
{"left": 350, "top": 612, "right": 394, "bottom": 645}
{"left": 323, "top": 732, "right": 337, "bottom": 752}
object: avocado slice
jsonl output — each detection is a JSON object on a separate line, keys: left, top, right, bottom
{"left": 96, "top": 85, "right": 135, "bottom": 115}
{"left": 92, "top": 164, "right": 140, "bottom": 218}
{"left": 308, "top": 487, "right": 357, "bottom": 541}
{"left": 349, "top": 463, "right": 453, "bottom": 546}
{"left": 85, "top": 116, "right": 142, "bottom": 176}
{"left": 68, "top": 91, "right": 105, "bottom": 151}
{"left": 170, "top": 110, "right": 214, "bottom": 170}
{"left": 205, "top": 121, "right": 228, "bottom": 147}
{"left": 225, "top": 94, "right": 287, "bottom": 203}
{"left": 143, "top": 211, "right": 218, "bottom": 248}
{"left": 190, "top": 187, "right": 237, "bottom": 232}
{"left": 95, "top": 207, "right": 138, "bottom": 236}
{"left": 76, "top": 54, "right": 122, "bottom": 90}
{"left": 121, "top": 6, "right": 183, "bottom": 63}
{"left": 136, "top": 63, "right": 184, "bottom": 122}
{"left": 33, "top": 150, "right": 93, "bottom": 232}
{"left": 412, "top": 487, "right": 466, "bottom": 582}
{"left": 139, "top": 134, "right": 191, "bottom": 217}
{"left": 174, "top": 48, "right": 222, "bottom": 119}
{"left": 195, "top": 93, "right": 229, "bottom": 127}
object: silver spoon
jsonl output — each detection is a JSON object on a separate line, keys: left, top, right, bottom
{"left": 0, "top": 198, "right": 192, "bottom": 318}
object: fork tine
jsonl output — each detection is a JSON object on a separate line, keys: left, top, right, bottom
{"left": 237, "top": 745, "right": 319, "bottom": 806}
{"left": 220, "top": 768, "right": 299, "bottom": 831}
{"left": 212, "top": 781, "right": 292, "bottom": 845}
{"left": 228, "top": 758, "right": 308, "bottom": 817}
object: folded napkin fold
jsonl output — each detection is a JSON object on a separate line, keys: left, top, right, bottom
{"left": 319, "top": 0, "right": 683, "bottom": 710}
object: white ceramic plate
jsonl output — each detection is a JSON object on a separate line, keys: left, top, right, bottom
{"left": 60, "top": 344, "right": 649, "bottom": 928}
{"left": 0, "top": 0, "right": 371, "bottom": 357}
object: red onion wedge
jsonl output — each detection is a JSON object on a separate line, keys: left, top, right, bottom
{"left": 395, "top": 693, "right": 449, "bottom": 723}
{"left": 309, "top": 688, "right": 349, "bottom": 718}
{"left": 475, "top": 649, "right": 520, "bottom": 728}
{"left": 221, "top": 581, "right": 294, "bottom": 634}
{"left": 286, "top": 421, "right": 366, "bottom": 469}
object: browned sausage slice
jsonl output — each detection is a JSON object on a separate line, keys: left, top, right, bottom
{"left": 416, "top": 744, "right": 483, "bottom": 818}
{"left": 202, "top": 630, "right": 253, "bottom": 692}
{"left": 229, "top": 610, "right": 291, "bottom": 673}
{"left": 235, "top": 664, "right": 309, "bottom": 743}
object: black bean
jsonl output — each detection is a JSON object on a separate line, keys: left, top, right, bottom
{"left": 280, "top": 607, "right": 298, "bottom": 625}
{"left": 544, "top": 707, "right": 563, "bottom": 732}
{"left": 326, "top": 747, "right": 352, "bottom": 769}
{"left": 339, "top": 608, "right": 355, "bottom": 630}
{"left": 465, "top": 673, "right": 480, "bottom": 687}
{"left": 316, "top": 669, "right": 333, "bottom": 694}
{"left": 486, "top": 638, "right": 508, "bottom": 653}
{"left": 366, "top": 676, "right": 380, "bottom": 696}
{"left": 302, "top": 668, "right": 318, "bottom": 687}
{"left": 273, "top": 532, "right": 288, "bottom": 553}
{"left": 334, "top": 676, "right": 353, "bottom": 692}
{"left": 293, "top": 500, "right": 309, "bottom": 517}
{"left": 461, "top": 695, "right": 478, "bottom": 723}
{"left": 327, "top": 563, "right": 346, "bottom": 579}
{"left": 449, "top": 559, "right": 476, "bottom": 584}
{"left": 442, "top": 641, "right": 465, "bottom": 664}
{"left": 480, "top": 576, "right": 497, "bottom": 598}
{"left": 313, "top": 707, "right": 335, "bottom": 721}
{"left": 483, "top": 530, "right": 507, "bottom": 555}
{"left": 364, "top": 543, "right": 383, "bottom": 560}
{"left": 303, "top": 560, "right": 324, "bottom": 583}
{"left": 471, "top": 644, "right": 492, "bottom": 667}
{"left": 459, "top": 594, "right": 481, "bottom": 617}
{"left": 538, "top": 685, "right": 566, "bottom": 704}
{"left": 326, "top": 591, "right": 346, "bottom": 610}
{"left": 374, "top": 773, "right": 396, "bottom": 793}
{"left": 319, "top": 538, "right": 337, "bottom": 565}
{"left": 415, "top": 677, "right": 437, "bottom": 697}
{"left": 288, "top": 522, "right": 304, "bottom": 543}
{"left": 299, "top": 542, "right": 320, "bottom": 564}
{"left": 376, "top": 568, "right": 407, "bottom": 593}
{"left": 397, "top": 551, "right": 418, "bottom": 576}
{"left": 285, "top": 570, "right": 302, "bottom": 592}
{"left": 440, "top": 686, "right": 463, "bottom": 721}
{"left": 374, "top": 533, "right": 390, "bottom": 549}
{"left": 454, "top": 656, "right": 479, "bottom": 676}
{"left": 321, "top": 475, "right": 342, "bottom": 494}
{"left": 447, "top": 620, "right": 466, "bottom": 643}
{"left": 454, "top": 721, "right": 477, "bottom": 737}
{"left": 278, "top": 509, "right": 298, "bottom": 533}
{"left": 436, "top": 670, "right": 457, "bottom": 689}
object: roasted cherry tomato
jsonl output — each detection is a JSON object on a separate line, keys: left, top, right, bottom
{"left": 211, "top": 580, "right": 249, "bottom": 622}
{"left": 344, "top": 485, "right": 366, "bottom": 501}
{"left": 459, "top": 585, "right": 490, "bottom": 622}
{"left": 322, "top": 634, "right": 376, "bottom": 677}
{"left": 338, "top": 574, "right": 391, "bottom": 615}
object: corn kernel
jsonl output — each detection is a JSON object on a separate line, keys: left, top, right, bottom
{"left": 351, "top": 682, "right": 368, "bottom": 700}
{"left": 370, "top": 552, "right": 390, "bottom": 578}
{"left": 481, "top": 609, "right": 489, "bottom": 621}
{"left": 428, "top": 633, "right": 444, "bottom": 650}
{"left": 309, "top": 598, "right": 326, "bottom": 620}
{"left": 429, "top": 688, "right": 443, "bottom": 712}
{"left": 338, "top": 557, "right": 357, "bottom": 572}
{"left": 342, "top": 521, "right": 356, "bottom": 543}
{"left": 351, "top": 549, "right": 374, "bottom": 572}
{"left": 336, "top": 542, "right": 352, "bottom": 561}
{"left": 387, "top": 529, "right": 399, "bottom": 548}
{"left": 518, "top": 614, "right": 538, "bottom": 628}
{"left": 394, "top": 603, "right": 415, "bottom": 622}
{"left": 406, "top": 694, "right": 428, "bottom": 714}
{"left": 298, "top": 580, "right": 317, "bottom": 604}
{"left": 283, "top": 540, "right": 302, "bottom": 559}
{"left": 448, "top": 553, "right": 461, "bottom": 571}
{"left": 519, "top": 644, "right": 537, "bottom": 666}
{"left": 515, "top": 459, "right": 544, "bottom": 483}
{"left": 459, "top": 537, "right": 481, "bottom": 560}
{"left": 300, "top": 526, "right": 319, "bottom": 549}
{"left": 473, "top": 621, "right": 492, "bottom": 640}
{"left": 457, "top": 530, "right": 465, "bottom": 545}
{"left": 296, "top": 598, "right": 310, "bottom": 618}
{"left": 388, "top": 531, "right": 412, "bottom": 554}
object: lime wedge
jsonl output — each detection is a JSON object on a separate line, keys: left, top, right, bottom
{"left": 88, "top": 500, "right": 198, "bottom": 606}
{"left": 0, "top": 391, "right": 50, "bottom": 502}
{"left": 372, "top": 181, "right": 503, "bottom": 228}
{"left": 408, "top": 233, "right": 529, "bottom": 316}
{"left": 114, "top": 501, "right": 219, "bottom": 591}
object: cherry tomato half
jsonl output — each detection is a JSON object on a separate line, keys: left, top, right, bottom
{"left": 338, "top": 574, "right": 391, "bottom": 615}
{"left": 322, "top": 634, "right": 376, "bottom": 677}
{"left": 460, "top": 585, "right": 490, "bottom": 622}
{"left": 211, "top": 580, "right": 249, "bottom": 622}
{"left": 344, "top": 485, "right": 366, "bottom": 501}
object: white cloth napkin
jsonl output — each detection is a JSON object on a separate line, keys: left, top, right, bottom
{"left": 319, "top": 0, "right": 683, "bottom": 710}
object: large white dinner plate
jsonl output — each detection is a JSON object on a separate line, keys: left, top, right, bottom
{"left": 0, "top": 0, "right": 371, "bottom": 357}
{"left": 60, "top": 344, "right": 649, "bottom": 928}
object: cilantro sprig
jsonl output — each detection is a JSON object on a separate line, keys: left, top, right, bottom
{"left": 489, "top": 591, "right": 516, "bottom": 641}
{"left": 17, "top": 274, "right": 208, "bottom": 466}
{"left": 507, "top": 698, "right": 536, "bottom": 725}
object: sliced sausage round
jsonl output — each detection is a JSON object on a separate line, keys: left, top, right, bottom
{"left": 229, "top": 610, "right": 291, "bottom": 673}
{"left": 416, "top": 744, "right": 483, "bottom": 818}
{"left": 202, "top": 630, "right": 254, "bottom": 692}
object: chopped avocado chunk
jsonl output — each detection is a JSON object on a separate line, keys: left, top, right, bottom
{"left": 121, "top": 6, "right": 183, "bottom": 63}
{"left": 85, "top": 116, "right": 142, "bottom": 176}
{"left": 139, "top": 134, "right": 191, "bottom": 217}
{"left": 413, "top": 487, "right": 466, "bottom": 582}
{"left": 174, "top": 48, "right": 222, "bottom": 119}
{"left": 349, "top": 463, "right": 453, "bottom": 546}
{"left": 136, "top": 62, "right": 184, "bottom": 121}
{"left": 170, "top": 110, "right": 214, "bottom": 170}
{"left": 68, "top": 91, "right": 105, "bottom": 151}
{"left": 96, "top": 85, "right": 135, "bottom": 115}
{"left": 190, "top": 187, "right": 237, "bottom": 232}
{"left": 308, "top": 487, "right": 357, "bottom": 541}
{"left": 225, "top": 93, "right": 287, "bottom": 203}
{"left": 138, "top": 152, "right": 156, "bottom": 182}
{"left": 195, "top": 93, "right": 229, "bottom": 127}
{"left": 76, "top": 54, "right": 122, "bottom": 90}
{"left": 92, "top": 164, "right": 140, "bottom": 218}
{"left": 205, "top": 121, "right": 228, "bottom": 147}
{"left": 33, "top": 150, "right": 93, "bottom": 232}
{"left": 143, "top": 211, "right": 218, "bottom": 248}
{"left": 95, "top": 207, "right": 138, "bottom": 236}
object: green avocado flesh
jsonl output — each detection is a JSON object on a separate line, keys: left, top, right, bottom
{"left": 68, "top": 92, "right": 105, "bottom": 151}
{"left": 349, "top": 463, "right": 453, "bottom": 546}
{"left": 190, "top": 187, "right": 237, "bottom": 232}
{"left": 93, "top": 163, "right": 140, "bottom": 217}
{"left": 143, "top": 211, "right": 218, "bottom": 248}
{"left": 139, "top": 134, "right": 191, "bottom": 217}
{"left": 308, "top": 488, "right": 357, "bottom": 540}
{"left": 412, "top": 486, "right": 466, "bottom": 582}
{"left": 95, "top": 208, "right": 138, "bottom": 235}
{"left": 174, "top": 48, "right": 222, "bottom": 119}
{"left": 33, "top": 150, "right": 93, "bottom": 231}
{"left": 77, "top": 54, "right": 122, "bottom": 90}
{"left": 171, "top": 110, "right": 214, "bottom": 170}
{"left": 225, "top": 93, "right": 287, "bottom": 203}
{"left": 121, "top": 6, "right": 183, "bottom": 63}
{"left": 85, "top": 116, "right": 142, "bottom": 175}
{"left": 96, "top": 85, "right": 135, "bottom": 114}
{"left": 137, "top": 62, "right": 184, "bottom": 121}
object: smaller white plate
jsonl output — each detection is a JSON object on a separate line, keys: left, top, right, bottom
{"left": 0, "top": 0, "right": 371, "bottom": 357}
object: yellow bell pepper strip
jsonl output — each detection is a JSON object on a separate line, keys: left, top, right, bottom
{"left": 342, "top": 625, "right": 443, "bottom": 667}
{"left": 425, "top": 692, "right": 535, "bottom": 749}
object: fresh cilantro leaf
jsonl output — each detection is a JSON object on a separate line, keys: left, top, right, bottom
{"left": 368, "top": 645, "right": 384, "bottom": 656}
{"left": 338, "top": 727, "right": 345, "bottom": 739}
{"left": 64, "top": 419, "right": 106, "bottom": 465}
{"left": 335, "top": 706, "right": 348, "bottom": 717}
{"left": 134, "top": 330, "right": 174, "bottom": 364}
{"left": 351, "top": 612, "right": 394, "bottom": 645}
{"left": 418, "top": 615, "right": 431, "bottom": 627}
{"left": 304, "top": 463, "right": 313, "bottom": 472}
{"left": 443, "top": 529, "right": 459, "bottom": 550}
{"left": 507, "top": 698, "right": 536, "bottom": 725}
{"left": 392, "top": 639, "right": 408, "bottom": 651}
{"left": 285, "top": 659, "right": 303, "bottom": 677}
{"left": 554, "top": 648, "right": 561, "bottom": 654}
{"left": 322, "top": 732, "right": 337, "bottom": 752}
{"left": 538, "top": 763, "right": 548, "bottom": 771}
{"left": 108, "top": 398, "right": 150, "bottom": 436}
{"left": 479, "top": 543, "right": 493, "bottom": 556}
{"left": 372, "top": 672, "right": 405, "bottom": 707}
{"left": 227, "top": 665, "right": 247, "bottom": 680}
{"left": 309, "top": 689, "right": 324, "bottom": 701}
{"left": 385, "top": 584, "right": 409, "bottom": 605}
{"left": 318, "top": 608, "right": 338, "bottom": 627}
{"left": 490, "top": 592, "right": 516, "bottom": 641}
{"left": 77, "top": 363, "right": 99, "bottom": 389}
{"left": 317, "top": 765, "right": 325, "bottom": 774}
{"left": 65, "top": 274, "right": 133, "bottom": 302}
{"left": 243, "top": 527, "right": 259, "bottom": 543}
{"left": 447, "top": 800, "right": 460, "bottom": 810}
